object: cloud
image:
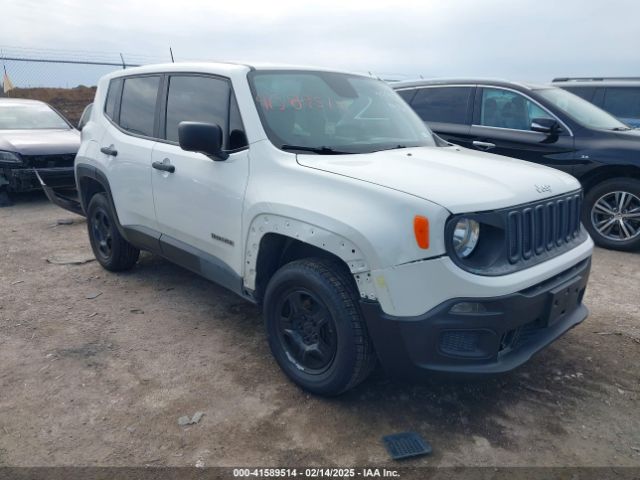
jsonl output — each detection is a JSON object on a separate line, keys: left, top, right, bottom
{"left": 1, "top": 0, "right": 639, "bottom": 85}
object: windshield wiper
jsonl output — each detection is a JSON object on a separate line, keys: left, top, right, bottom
{"left": 386, "top": 145, "right": 409, "bottom": 150}
{"left": 281, "top": 145, "right": 352, "bottom": 155}
{"left": 612, "top": 126, "right": 632, "bottom": 131}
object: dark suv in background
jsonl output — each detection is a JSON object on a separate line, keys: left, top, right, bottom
{"left": 552, "top": 77, "right": 640, "bottom": 128}
{"left": 393, "top": 79, "right": 640, "bottom": 251}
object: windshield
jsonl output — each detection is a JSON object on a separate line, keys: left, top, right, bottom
{"left": 249, "top": 70, "right": 436, "bottom": 154}
{"left": 0, "top": 102, "right": 70, "bottom": 130}
{"left": 536, "top": 88, "right": 630, "bottom": 131}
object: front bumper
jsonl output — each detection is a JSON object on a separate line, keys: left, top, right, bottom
{"left": 2, "top": 166, "right": 75, "bottom": 192}
{"left": 361, "top": 257, "right": 591, "bottom": 378}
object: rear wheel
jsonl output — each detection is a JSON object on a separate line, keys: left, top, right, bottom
{"left": 0, "top": 187, "right": 12, "bottom": 207}
{"left": 263, "top": 258, "right": 376, "bottom": 396}
{"left": 87, "top": 193, "right": 140, "bottom": 271}
{"left": 584, "top": 178, "right": 640, "bottom": 251}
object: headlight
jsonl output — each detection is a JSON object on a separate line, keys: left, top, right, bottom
{"left": 0, "top": 151, "right": 22, "bottom": 165}
{"left": 452, "top": 218, "right": 480, "bottom": 258}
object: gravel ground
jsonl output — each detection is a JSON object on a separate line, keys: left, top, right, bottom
{"left": 0, "top": 193, "right": 639, "bottom": 468}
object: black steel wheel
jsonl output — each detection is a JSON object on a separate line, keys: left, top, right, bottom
{"left": 87, "top": 193, "right": 140, "bottom": 271}
{"left": 264, "top": 257, "right": 376, "bottom": 396}
{"left": 92, "top": 209, "right": 113, "bottom": 259}
{"left": 275, "top": 288, "right": 338, "bottom": 374}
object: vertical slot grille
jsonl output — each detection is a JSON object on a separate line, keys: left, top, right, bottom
{"left": 507, "top": 193, "right": 582, "bottom": 264}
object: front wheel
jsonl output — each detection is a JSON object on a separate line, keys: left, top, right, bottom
{"left": 583, "top": 178, "right": 640, "bottom": 251}
{"left": 263, "top": 258, "right": 376, "bottom": 396}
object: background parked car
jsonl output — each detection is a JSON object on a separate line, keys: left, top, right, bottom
{"left": 393, "top": 79, "right": 640, "bottom": 251}
{"left": 552, "top": 77, "right": 640, "bottom": 128}
{"left": 0, "top": 98, "right": 79, "bottom": 206}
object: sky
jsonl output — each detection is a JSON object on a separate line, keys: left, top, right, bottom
{"left": 1, "top": 0, "right": 639, "bottom": 87}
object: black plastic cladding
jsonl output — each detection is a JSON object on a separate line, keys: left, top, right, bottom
{"left": 446, "top": 189, "right": 587, "bottom": 276}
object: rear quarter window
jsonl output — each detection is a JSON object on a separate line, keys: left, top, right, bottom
{"left": 562, "top": 86, "right": 597, "bottom": 102}
{"left": 603, "top": 87, "right": 640, "bottom": 119}
{"left": 104, "top": 78, "right": 123, "bottom": 121}
{"left": 396, "top": 89, "right": 416, "bottom": 104}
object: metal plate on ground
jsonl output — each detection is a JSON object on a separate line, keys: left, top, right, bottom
{"left": 382, "top": 432, "right": 432, "bottom": 460}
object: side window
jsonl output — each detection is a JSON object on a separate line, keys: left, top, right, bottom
{"left": 396, "top": 89, "right": 416, "bottom": 104}
{"left": 119, "top": 76, "right": 160, "bottom": 137}
{"left": 104, "top": 78, "right": 122, "bottom": 120}
{"left": 479, "top": 88, "right": 553, "bottom": 131}
{"left": 410, "top": 87, "right": 471, "bottom": 125}
{"left": 603, "top": 88, "right": 640, "bottom": 120}
{"left": 562, "top": 86, "right": 596, "bottom": 102}
{"left": 165, "top": 75, "right": 230, "bottom": 144}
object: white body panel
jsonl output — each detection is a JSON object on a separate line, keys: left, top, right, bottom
{"left": 100, "top": 123, "right": 158, "bottom": 230}
{"left": 150, "top": 143, "right": 249, "bottom": 273}
{"left": 77, "top": 62, "right": 593, "bottom": 318}
{"left": 297, "top": 145, "right": 580, "bottom": 213}
{"left": 373, "top": 235, "right": 594, "bottom": 316}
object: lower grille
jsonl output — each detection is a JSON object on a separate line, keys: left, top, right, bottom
{"left": 499, "top": 320, "right": 545, "bottom": 353}
{"left": 22, "top": 153, "right": 76, "bottom": 169}
{"left": 440, "top": 331, "right": 481, "bottom": 354}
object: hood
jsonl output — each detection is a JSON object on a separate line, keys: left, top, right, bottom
{"left": 0, "top": 129, "right": 80, "bottom": 156}
{"left": 297, "top": 145, "right": 581, "bottom": 213}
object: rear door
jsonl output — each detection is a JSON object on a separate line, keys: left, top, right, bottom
{"left": 150, "top": 74, "right": 250, "bottom": 284}
{"left": 401, "top": 86, "right": 475, "bottom": 148}
{"left": 468, "top": 87, "right": 576, "bottom": 174}
{"left": 100, "top": 74, "right": 161, "bottom": 231}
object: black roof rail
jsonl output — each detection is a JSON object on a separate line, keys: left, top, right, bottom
{"left": 552, "top": 76, "right": 640, "bottom": 82}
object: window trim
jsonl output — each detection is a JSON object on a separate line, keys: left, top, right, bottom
{"left": 103, "top": 73, "right": 164, "bottom": 142}
{"left": 155, "top": 72, "right": 249, "bottom": 154}
{"left": 472, "top": 85, "right": 574, "bottom": 137}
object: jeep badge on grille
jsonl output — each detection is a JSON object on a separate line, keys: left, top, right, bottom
{"left": 535, "top": 184, "right": 552, "bottom": 193}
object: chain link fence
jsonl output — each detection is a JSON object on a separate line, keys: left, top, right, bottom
{"left": 1, "top": 46, "right": 171, "bottom": 124}
{"left": 1, "top": 46, "right": 416, "bottom": 125}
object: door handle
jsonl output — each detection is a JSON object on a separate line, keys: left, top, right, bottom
{"left": 100, "top": 145, "right": 118, "bottom": 156}
{"left": 472, "top": 141, "right": 496, "bottom": 151}
{"left": 152, "top": 160, "right": 175, "bottom": 173}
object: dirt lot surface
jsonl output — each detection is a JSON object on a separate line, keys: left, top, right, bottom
{"left": 1, "top": 193, "right": 639, "bottom": 468}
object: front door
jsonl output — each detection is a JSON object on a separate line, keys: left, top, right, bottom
{"left": 151, "top": 74, "right": 249, "bottom": 285}
{"left": 469, "top": 87, "right": 576, "bottom": 174}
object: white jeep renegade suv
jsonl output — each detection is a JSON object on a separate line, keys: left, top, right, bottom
{"left": 72, "top": 63, "right": 593, "bottom": 395}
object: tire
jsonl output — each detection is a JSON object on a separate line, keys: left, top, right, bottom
{"left": 0, "top": 188, "right": 13, "bottom": 207}
{"left": 263, "top": 258, "right": 376, "bottom": 396}
{"left": 583, "top": 177, "right": 640, "bottom": 251}
{"left": 87, "top": 193, "right": 140, "bottom": 271}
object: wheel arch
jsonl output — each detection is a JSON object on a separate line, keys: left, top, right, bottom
{"left": 76, "top": 164, "right": 126, "bottom": 236}
{"left": 580, "top": 164, "right": 640, "bottom": 193}
{"left": 245, "top": 215, "right": 377, "bottom": 304}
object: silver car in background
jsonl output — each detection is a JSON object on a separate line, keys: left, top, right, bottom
{"left": 0, "top": 98, "right": 80, "bottom": 206}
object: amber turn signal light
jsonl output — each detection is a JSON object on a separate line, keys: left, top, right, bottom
{"left": 414, "top": 215, "right": 429, "bottom": 249}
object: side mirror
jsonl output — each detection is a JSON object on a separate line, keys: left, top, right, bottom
{"left": 78, "top": 103, "right": 93, "bottom": 131}
{"left": 530, "top": 117, "right": 559, "bottom": 135}
{"left": 178, "top": 122, "right": 228, "bottom": 160}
